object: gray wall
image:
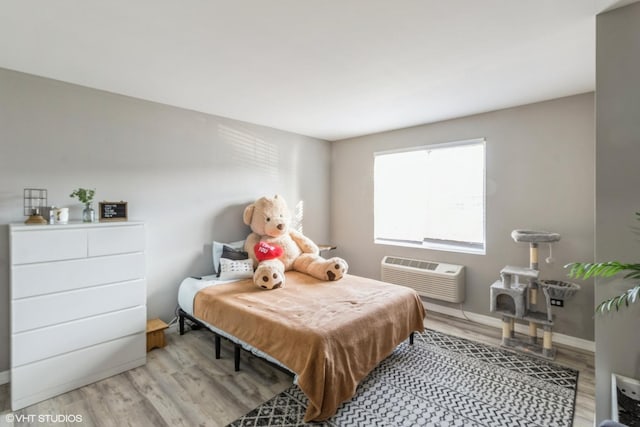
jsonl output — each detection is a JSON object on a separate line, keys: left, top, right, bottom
{"left": 0, "top": 66, "right": 601, "bottom": 391}
{"left": 595, "top": 2, "right": 640, "bottom": 422}
{"left": 331, "top": 93, "right": 595, "bottom": 341}
{"left": 0, "top": 68, "right": 332, "bottom": 373}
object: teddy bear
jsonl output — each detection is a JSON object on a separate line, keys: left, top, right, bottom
{"left": 243, "top": 194, "right": 348, "bottom": 289}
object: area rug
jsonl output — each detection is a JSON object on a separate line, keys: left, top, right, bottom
{"left": 228, "top": 329, "right": 578, "bottom": 426}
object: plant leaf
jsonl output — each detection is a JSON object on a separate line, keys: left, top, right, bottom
{"left": 595, "top": 284, "right": 640, "bottom": 314}
{"left": 630, "top": 285, "right": 640, "bottom": 304}
{"left": 566, "top": 261, "right": 632, "bottom": 279}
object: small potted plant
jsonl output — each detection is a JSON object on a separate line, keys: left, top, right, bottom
{"left": 70, "top": 188, "right": 96, "bottom": 222}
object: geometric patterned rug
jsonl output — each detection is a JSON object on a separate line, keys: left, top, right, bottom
{"left": 227, "top": 329, "right": 578, "bottom": 426}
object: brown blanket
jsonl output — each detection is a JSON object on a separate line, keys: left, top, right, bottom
{"left": 193, "top": 271, "right": 425, "bottom": 422}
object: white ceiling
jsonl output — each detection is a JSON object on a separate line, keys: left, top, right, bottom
{"left": 0, "top": 1, "right": 627, "bottom": 141}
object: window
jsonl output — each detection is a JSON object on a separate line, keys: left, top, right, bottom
{"left": 374, "top": 138, "right": 485, "bottom": 254}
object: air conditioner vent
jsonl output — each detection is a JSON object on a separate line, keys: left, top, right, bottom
{"left": 384, "top": 256, "right": 438, "bottom": 271}
{"left": 381, "top": 256, "right": 465, "bottom": 303}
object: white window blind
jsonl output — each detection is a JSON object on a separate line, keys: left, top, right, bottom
{"left": 374, "top": 138, "right": 485, "bottom": 254}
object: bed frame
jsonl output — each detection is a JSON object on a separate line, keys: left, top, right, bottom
{"left": 178, "top": 307, "right": 415, "bottom": 373}
{"left": 178, "top": 308, "right": 243, "bottom": 372}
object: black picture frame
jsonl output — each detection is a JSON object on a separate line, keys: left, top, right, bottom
{"left": 99, "top": 201, "right": 128, "bottom": 222}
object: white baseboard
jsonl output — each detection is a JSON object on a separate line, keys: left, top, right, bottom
{"left": 0, "top": 369, "right": 9, "bottom": 385}
{"left": 424, "top": 302, "right": 595, "bottom": 353}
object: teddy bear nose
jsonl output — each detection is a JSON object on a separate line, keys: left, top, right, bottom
{"left": 277, "top": 224, "right": 284, "bottom": 230}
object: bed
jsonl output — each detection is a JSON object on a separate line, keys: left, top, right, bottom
{"left": 177, "top": 270, "right": 425, "bottom": 422}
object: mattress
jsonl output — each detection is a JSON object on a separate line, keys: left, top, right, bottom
{"left": 178, "top": 274, "right": 234, "bottom": 316}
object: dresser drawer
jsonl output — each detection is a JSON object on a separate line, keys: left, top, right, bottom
{"left": 11, "top": 333, "right": 146, "bottom": 410}
{"left": 12, "top": 279, "right": 146, "bottom": 333}
{"left": 11, "top": 229, "right": 87, "bottom": 265}
{"left": 12, "top": 306, "right": 146, "bottom": 367}
{"left": 88, "top": 225, "right": 145, "bottom": 257}
{"left": 12, "top": 253, "right": 145, "bottom": 299}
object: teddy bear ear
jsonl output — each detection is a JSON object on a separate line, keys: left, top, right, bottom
{"left": 243, "top": 204, "right": 255, "bottom": 225}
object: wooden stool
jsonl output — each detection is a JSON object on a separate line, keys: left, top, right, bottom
{"left": 146, "top": 318, "right": 169, "bottom": 352}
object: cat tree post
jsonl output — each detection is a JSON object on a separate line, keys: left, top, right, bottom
{"left": 529, "top": 242, "right": 538, "bottom": 305}
{"left": 502, "top": 316, "right": 512, "bottom": 343}
{"left": 528, "top": 242, "right": 539, "bottom": 344}
{"left": 543, "top": 325, "right": 553, "bottom": 358}
{"left": 498, "top": 270, "right": 514, "bottom": 343}
{"left": 528, "top": 322, "right": 538, "bottom": 344}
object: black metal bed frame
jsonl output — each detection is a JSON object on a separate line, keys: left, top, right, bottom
{"left": 178, "top": 307, "right": 415, "bottom": 373}
{"left": 178, "top": 308, "right": 244, "bottom": 372}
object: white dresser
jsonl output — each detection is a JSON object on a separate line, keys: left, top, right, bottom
{"left": 9, "top": 221, "right": 147, "bottom": 410}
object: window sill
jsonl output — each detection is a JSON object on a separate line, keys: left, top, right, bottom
{"left": 375, "top": 238, "right": 485, "bottom": 255}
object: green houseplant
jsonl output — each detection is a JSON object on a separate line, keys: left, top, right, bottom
{"left": 70, "top": 188, "right": 96, "bottom": 222}
{"left": 566, "top": 212, "right": 640, "bottom": 314}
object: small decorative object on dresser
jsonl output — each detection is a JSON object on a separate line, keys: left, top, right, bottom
{"left": 69, "top": 187, "right": 96, "bottom": 222}
{"left": 99, "top": 201, "right": 128, "bottom": 222}
{"left": 23, "top": 188, "right": 48, "bottom": 224}
{"left": 54, "top": 207, "right": 69, "bottom": 224}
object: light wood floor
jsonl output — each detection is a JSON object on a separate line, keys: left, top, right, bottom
{"left": 0, "top": 311, "right": 594, "bottom": 426}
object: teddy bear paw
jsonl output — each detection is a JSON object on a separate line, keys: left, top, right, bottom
{"left": 254, "top": 265, "right": 285, "bottom": 290}
{"left": 326, "top": 258, "right": 348, "bottom": 281}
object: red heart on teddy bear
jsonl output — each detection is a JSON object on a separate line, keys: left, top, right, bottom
{"left": 254, "top": 241, "right": 284, "bottom": 261}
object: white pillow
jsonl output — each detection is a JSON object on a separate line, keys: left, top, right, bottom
{"left": 219, "top": 258, "right": 254, "bottom": 280}
{"left": 212, "top": 240, "right": 246, "bottom": 275}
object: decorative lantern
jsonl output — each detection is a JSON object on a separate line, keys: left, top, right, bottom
{"left": 23, "top": 188, "right": 48, "bottom": 224}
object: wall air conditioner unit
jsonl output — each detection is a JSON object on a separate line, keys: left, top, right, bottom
{"left": 381, "top": 256, "right": 465, "bottom": 303}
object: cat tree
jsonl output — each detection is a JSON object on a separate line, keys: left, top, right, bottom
{"left": 490, "top": 230, "right": 579, "bottom": 359}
